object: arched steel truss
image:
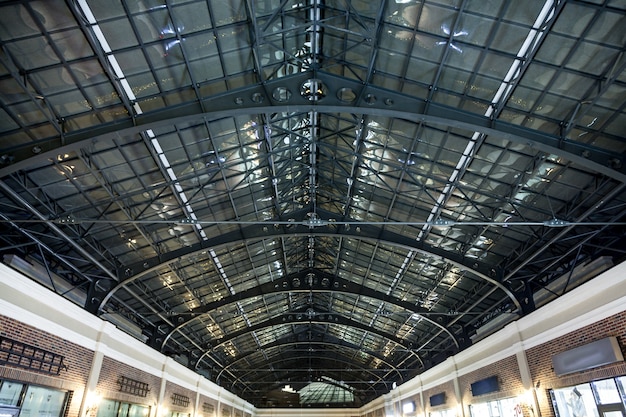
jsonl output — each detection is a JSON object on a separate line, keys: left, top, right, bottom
{"left": 95, "top": 208, "right": 523, "bottom": 314}
{"left": 215, "top": 336, "right": 403, "bottom": 385}
{"left": 2, "top": 72, "right": 624, "bottom": 182}
{"left": 158, "top": 267, "right": 463, "bottom": 350}
{"left": 232, "top": 354, "right": 393, "bottom": 400}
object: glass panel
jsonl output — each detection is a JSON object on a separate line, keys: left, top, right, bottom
{"left": 0, "top": 381, "right": 24, "bottom": 406}
{"left": 617, "top": 377, "right": 626, "bottom": 401}
{"left": 118, "top": 403, "right": 129, "bottom": 417}
{"left": 594, "top": 379, "right": 622, "bottom": 405}
{"left": 430, "top": 409, "right": 456, "bottom": 417}
{"left": 490, "top": 400, "right": 501, "bottom": 417}
{"left": 18, "top": 386, "right": 67, "bottom": 417}
{"left": 469, "top": 397, "right": 521, "bottom": 417}
{"left": 470, "top": 402, "right": 490, "bottom": 417}
{"left": 299, "top": 378, "right": 354, "bottom": 405}
{"left": 97, "top": 400, "right": 149, "bottom": 417}
{"left": 552, "top": 384, "right": 600, "bottom": 417}
{"left": 0, "top": 406, "right": 20, "bottom": 417}
{"left": 96, "top": 399, "right": 120, "bottom": 417}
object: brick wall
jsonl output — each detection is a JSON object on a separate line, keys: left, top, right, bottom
{"left": 1, "top": 312, "right": 248, "bottom": 417}
{"left": 198, "top": 394, "right": 217, "bottom": 417}
{"left": 0, "top": 314, "right": 93, "bottom": 417}
{"left": 422, "top": 380, "right": 455, "bottom": 415}
{"left": 97, "top": 356, "right": 161, "bottom": 409}
{"left": 164, "top": 380, "right": 196, "bottom": 415}
{"left": 3, "top": 302, "right": 625, "bottom": 417}
{"left": 526, "top": 310, "right": 626, "bottom": 417}
{"left": 458, "top": 355, "right": 524, "bottom": 414}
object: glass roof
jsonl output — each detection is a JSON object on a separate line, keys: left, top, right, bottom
{"left": 1, "top": 0, "right": 625, "bottom": 409}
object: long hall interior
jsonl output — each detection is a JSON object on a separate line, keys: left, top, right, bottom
{"left": 0, "top": 1, "right": 625, "bottom": 416}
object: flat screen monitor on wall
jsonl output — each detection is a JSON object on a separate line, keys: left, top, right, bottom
{"left": 430, "top": 392, "right": 446, "bottom": 407}
{"left": 471, "top": 376, "right": 499, "bottom": 396}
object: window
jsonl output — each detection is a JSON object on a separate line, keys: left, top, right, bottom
{"left": 0, "top": 381, "right": 24, "bottom": 407}
{"left": 551, "top": 384, "right": 597, "bottom": 417}
{"left": 97, "top": 399, "right": 150, "bottom": 417}
{"left": 550, "top": 377, "right": 626, "bottom": 417}
{"left": 0, "top": 380, "right": 68, "bottom": 417}
{"left": 429, "top": 409, "right": 456, "bottom": 417}
{"left": 14, "top": 385, "right": 68, "bottom": 417}
{"left": 469, "top": 397, "right": 519, "bottom": 417}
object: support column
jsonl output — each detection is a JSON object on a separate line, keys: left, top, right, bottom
{"left": 453, "top": 373, "right": 464, "bottom": 417}
{"left": 418, "top": 385, "right": 425, "bottom": 417}
{"left": 78, "top": 323, "right": 110, "bottom": 417}
{"left": 157, "top": 360, "right": 169, "bottom": 417}
{"left": 79, "top": 349, "right": 104, "bottom": 417}
{"left": 516, "top": 348, "right": 540, "bottom": 417}
{"left": 194, "top": 377, "right": 202, "bottom": 417}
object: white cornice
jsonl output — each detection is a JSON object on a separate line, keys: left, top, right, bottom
{"left": 0, "top": 263, "right": 252, "bottom": 411}
{"left": 2, "top": 259, "right": 625, "bottom": 417}
{"left": 362, "top": 259, "right": 626, "bottom": 412}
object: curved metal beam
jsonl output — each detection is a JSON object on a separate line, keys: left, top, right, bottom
{"left": 192, "top": 312, "right": 424, "bottom": 369}
{"left": 160, "top": 267, "right": 459, "bottom": 351}
{"left": 229, "top": 354, "right": 390, "bottom": 395}
{"left": 237, "top": 372, "right": 382, "bottom": 405}
{"left": 98, "top": 208, "right": 522, "bottom": 316}
{"left": 213, "top": 328, "right": 403, "bottom": 383}
{"left": 228, "top": 353, "right": 391, "bottom": 386}
{"left": 0, "top": 72, "right": 626, "bottom": 182}
{"left": 2, "top": 72, "right": 623, "bottom": 182}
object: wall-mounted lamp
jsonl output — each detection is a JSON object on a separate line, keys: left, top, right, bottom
{"left": 402, "top": 401, "right": 415, "bottom": 415}
{"left": 84, "top": 391, "right": 102, "bottom": 416}
{"left": 521, "top": 389, "right": 537, "bottom": 417}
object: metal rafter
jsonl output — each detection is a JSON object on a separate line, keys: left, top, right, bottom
{"left": 191, "top": 312, "right": 424, "bottom": 373}
{"left": 97, "top": 208, "right": 521, "bottom": 315}
{"left": 216, "top": 332, "right": 402, "bottom": 382}
{"left": 1, "top": 0, "right": 625, "bottom": 409}
{"left": 159, "top": 268, "right": 461, "bottom": 350}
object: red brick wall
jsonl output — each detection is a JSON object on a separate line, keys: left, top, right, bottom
{"left": 220, "top": 404, "right": 231, "bottom": 417}
{"left": 526, "top": 310, "right": 626, "bottom": 417}
{"left": 0, "top": 314, "right": 93, "bottom": 417}
{"left": 164, "top": 380, "right": 196, "bottom": 415}
{"left": 198, "top": 394, "right": 217, "bottom": 417}
{"left": 459, "top": 355, "right": 524, "bottom": 414}
{"left": 4, "top": 306, "right": 625, "bottom": 417}
{"left": 423, "top": 380, "right": 455, "bottom": 415}
{"left": 97, "top": 356, "right": 161, "bottom": 409}
{"left": 0, "top": 316, "right": 255, "bottom": 417}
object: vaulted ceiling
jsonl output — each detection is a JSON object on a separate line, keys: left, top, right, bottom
{"left": 1, "top": 0, "right": 625, "bottom": 408}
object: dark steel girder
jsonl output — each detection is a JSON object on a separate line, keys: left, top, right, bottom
{"left": 229, "top": 355, "right": 395, "bottom": 388}
{"left": 229, "top": 355, "right": 390, "bottom": 396}
{"left": 0, "top": 180, "right": 119, "bottom": 282}
{"left": 227, "top": 351, "right": 392, "bottom": 386}
{"left": 95, "top": 207, "right": 522, "bottom": 317}
{"left": 2, "top": 72, "right": 624, "bottom": 183}
{"left": 192, "top": 312, "right": 424, "bottom": 370}
{"left": 159, "top": 267, "right": 459, "bottom": 351}
{"left": 214, "top": 336, "right": 402, "bottom": 383}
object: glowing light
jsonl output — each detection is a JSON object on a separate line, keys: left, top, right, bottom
{"left": 84, "top": 391, "right": 102, "bottom": 416}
